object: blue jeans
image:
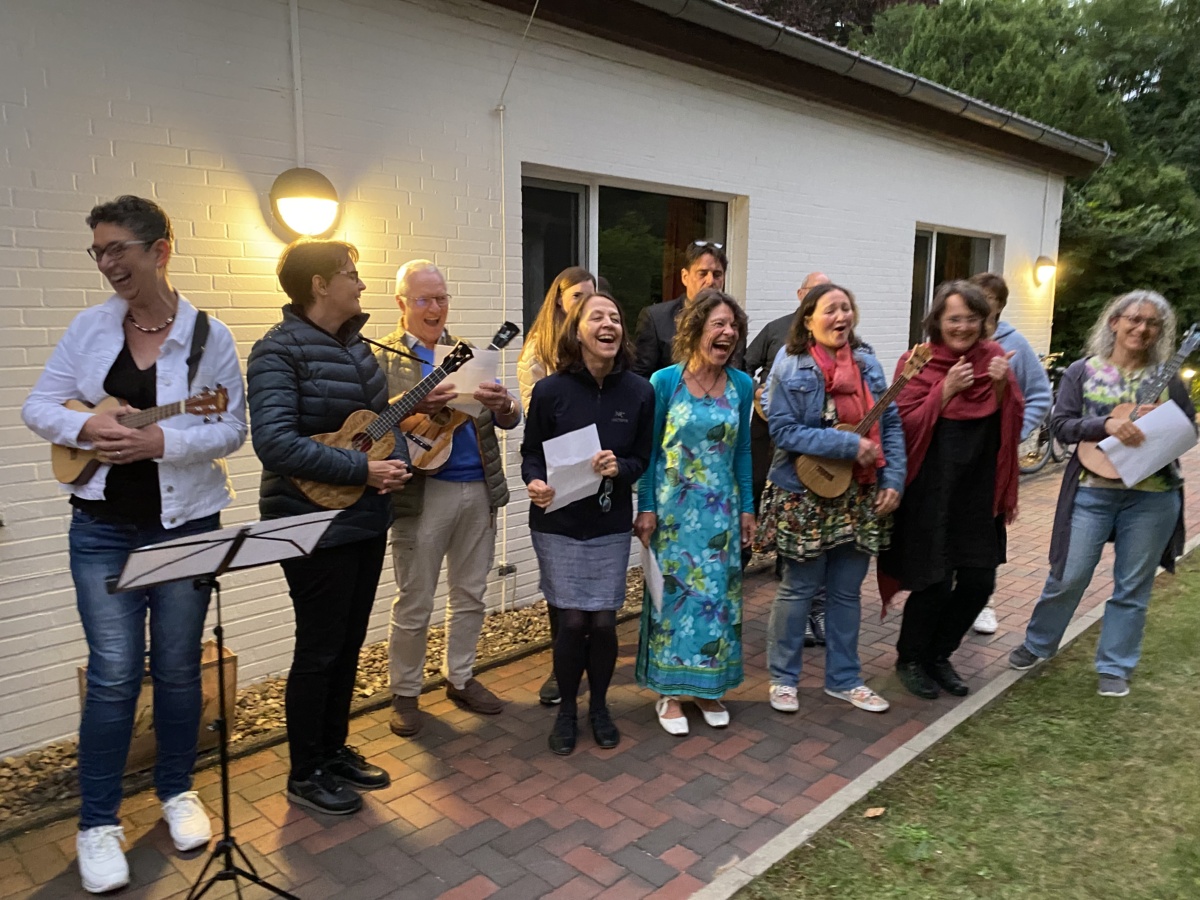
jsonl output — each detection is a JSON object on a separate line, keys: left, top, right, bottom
{"left": 1022, "top": 486, "right": 1180, "bottom": 679}
{"left": 70, "top": 508, "right": 219, "bottom": 828}
{"left": 768, "top": 545, "right": 870, "bottom": 691}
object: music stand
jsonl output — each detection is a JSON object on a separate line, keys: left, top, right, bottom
{"left": 112, "top": 510, "right": 340, "bottom": 900}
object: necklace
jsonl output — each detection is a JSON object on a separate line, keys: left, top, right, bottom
{"left": 687, "top": 367, "right": 724, "bottom": 402}
{"left": 126, "top": 313, "right": 175, "bottom": 333}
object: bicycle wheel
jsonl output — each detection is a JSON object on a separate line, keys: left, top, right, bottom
{"left": 1019, "top": 424, "right": 1053, "bottom": 474}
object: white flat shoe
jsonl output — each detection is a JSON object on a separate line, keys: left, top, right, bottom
{"left": 695, "top": 699, "right": 730, "bottom": 729}
{"left": 655, "top": 697, "right": 688, "bottom": 736}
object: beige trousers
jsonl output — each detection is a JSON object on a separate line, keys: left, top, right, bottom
{"left": 387, "top": 479, "right": 495, "bottom": 697}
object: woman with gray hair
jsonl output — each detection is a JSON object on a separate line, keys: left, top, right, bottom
{"left": 1010, "top": 290, "right": 1195, "bottom": 697}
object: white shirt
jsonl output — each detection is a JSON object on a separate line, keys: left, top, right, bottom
{"left": 22, "top": 294, "right": 248, "bottom": 528}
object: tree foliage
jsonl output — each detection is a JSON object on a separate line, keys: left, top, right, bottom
{"left": 856, "top": 0, "right": 1200, "bottom": 358}
{"left": 731, "top": 0, "right": 932, "bottom": 45}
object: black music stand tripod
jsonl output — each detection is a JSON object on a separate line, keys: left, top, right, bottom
{"left": 113, "top": 510, "right": 339, "bottom": 900}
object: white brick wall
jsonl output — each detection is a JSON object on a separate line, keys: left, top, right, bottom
{"left": 0, "top": 0, "right": 1062, "bottom": 755}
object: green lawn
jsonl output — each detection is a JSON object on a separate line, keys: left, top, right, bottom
{"left": 738, "top": 555, "right": 1200, "bottom": 900}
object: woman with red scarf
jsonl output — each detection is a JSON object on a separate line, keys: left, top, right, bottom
{"left": 756, "top": 283, "right": 907, "bottom": 715}
{"left": 879, "top": 280, "right": 1023, "bottom": 700}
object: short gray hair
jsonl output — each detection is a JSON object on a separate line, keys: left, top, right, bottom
{"left": 395, "top": 260, "right": 442, "bottom": 297}
{"left": 1085, "top": 289, "right": 1176, "bottom": 366}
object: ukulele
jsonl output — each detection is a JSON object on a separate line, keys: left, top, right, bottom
{"left": 1076, "top": 324, "right": 1200, "bottom": 480}
{"left": 290, "top": 342, "right": 475, "bottom": 510}
{"left": 51, "top": 387, "right": 229, "bottom": 486}
{"left": 403, "top": 322, "right": 521, "bottom": 474}
{"left": 793, "top": 344, "right": 933, "bottom": 499}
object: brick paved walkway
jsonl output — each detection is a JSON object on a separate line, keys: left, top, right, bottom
{"left": 5, "top": 450, "right": 1200, "bottom": 900}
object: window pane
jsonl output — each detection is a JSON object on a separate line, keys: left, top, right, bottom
{"left": 522, "top": 183, "right": 584, "bottom": 329}
{"left": 598, "top": 186, "right": 727, "bottom": 326}
{"left": 934, "top": 233, "right": 991, "bottom": 284}
{"left": 911, "top": 230, "right": 933, "bottom": 344}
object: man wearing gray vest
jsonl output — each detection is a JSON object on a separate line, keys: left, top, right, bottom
{"left": 376, "top": 261, "right": 521, "bottom": 737}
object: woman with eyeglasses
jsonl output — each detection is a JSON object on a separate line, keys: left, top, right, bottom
{"left": 878, "top": 280, "right": 1023, "bottom": 701}
{"left": 634, "top": 289, "right": 756, "bottom": 735}
{"left": 521, "top": 292, "right": 654, "bottom": 755}
{"left": 246, "top": 239, "right": 410, "bottom": 815}
{"left": 518, "top": 266, "right": 596, "bottom": 707}
{"left": 1010, "top": 290, "right": 1195, "bottom": 697}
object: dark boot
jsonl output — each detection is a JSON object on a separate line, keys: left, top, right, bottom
{"left": 926, "top": 659, "right": 969, "bottom": 697}
{"left": 548, "top": 713, "right": 578, "bottom": 756}
{"left": 896, "top": 661, "right": 939, "bottom": 700}
{"left": 589, "top": 707, "right": 620, "bottom": 749}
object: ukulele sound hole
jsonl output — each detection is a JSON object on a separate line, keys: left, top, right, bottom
{"left": 351, "top": 432, "right": 374, "bottom": 452}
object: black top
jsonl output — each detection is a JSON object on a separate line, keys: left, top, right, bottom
{"left": 743, "top": 312, "right": 793, "bottom": 383}
{"left": 71, "top": 344, "right": 161, "bottom": 524}
{"left": 879, "top": 412, "right": 1005, "bottom": 592}
{"left": 521, "top": 366, "right": 655, "bottom": 539}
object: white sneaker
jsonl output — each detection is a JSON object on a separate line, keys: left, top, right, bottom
{"left": 825, "top": 685, "right": 890, "bottom": 713}
{"left": 162, "top": 790, "right": 212, "bottom": 851}
{"left": 972, "top": 606, "right": 998, "bottom": 634}
{"left": 769, "top": 684, "right": 799, "bottom": 713}
{"left": 77, "top": 825, "right": 129, "bottom": 894}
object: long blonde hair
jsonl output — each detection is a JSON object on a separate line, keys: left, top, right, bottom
{"left": 521, "top": 266, "right": 596, "bottom": 371}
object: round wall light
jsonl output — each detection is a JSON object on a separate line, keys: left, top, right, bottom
{"left": 270, "top": 167, "right": 339, "bottom": 236}
{"left": 1034, "top": 255, "right": 1057, "bottom": 286}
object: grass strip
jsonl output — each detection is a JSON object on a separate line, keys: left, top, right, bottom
{"left": 738, "top": 555, "right": 1200, "bottom": 900}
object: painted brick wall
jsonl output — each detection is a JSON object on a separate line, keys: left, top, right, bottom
{"left": 0, "top": 0, "right": 1062, "bottom": 754}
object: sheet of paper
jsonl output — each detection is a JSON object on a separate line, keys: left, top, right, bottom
{"left": 640, "top": 542, "right": 664, "bottom": 615}
{"left": 1097, "top": 399, "right": 1198, "bottom": 487}
{"left": 434, "top": 345, "right": 499, "bottom": 416}
{"left": 543, "top": 423, "right": 602, "bottom": 513}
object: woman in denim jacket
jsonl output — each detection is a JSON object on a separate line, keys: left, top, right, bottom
{"left": 756, "top": 283, "right": 906, "bottom": 715}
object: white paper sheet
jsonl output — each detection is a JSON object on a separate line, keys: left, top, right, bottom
{"left": 543, "top": 423, "right": 602, "bottom": 513}
{"left": 1097, "top": 399, "right": 1198, "bottom": 487}
{"left": 434, "top": 345, "right": 500, "bottom": 416}
{"left": 640, "top": 542, "right": 664, "bottom": 615}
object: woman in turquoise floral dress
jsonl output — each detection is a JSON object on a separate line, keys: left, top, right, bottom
{"left": 635, "top": 289, "right": 756, "bottom": 736}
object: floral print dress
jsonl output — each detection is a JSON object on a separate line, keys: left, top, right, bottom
{"left": 635, "top": 379, "right": 744, "bottom": 698}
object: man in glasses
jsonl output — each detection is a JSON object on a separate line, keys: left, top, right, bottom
{"left": 375, "top": 260, "right": 521, "bottom": 738}
{"left": 968, "top": 271, "right": 1051, "bottom": 635}
{"left": 632, "top": 241, "right": 745, "bottom": 377}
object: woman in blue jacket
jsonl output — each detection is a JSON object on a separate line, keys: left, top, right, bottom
{"left": 247, "top": 239, "right": 409, "bottom": 816}
{"left": 522, "top": 292, "right": 654, "bottom": 755}
{"left": 756, "top": 283, "right": 905, "bottom": 715}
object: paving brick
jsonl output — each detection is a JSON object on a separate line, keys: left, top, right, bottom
{"left": 608, "top": 847, "right": 677, "bottom": 888}
{"left": 489, "top": 819, "right": 556, "bottom": 857}
{"left": 461, "top": 844, "right": 529, "bottom": 887}
{"left": 441, "top": 819, "right": 510, "bottom": 856}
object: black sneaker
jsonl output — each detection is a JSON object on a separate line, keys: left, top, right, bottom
{"left": 896, "top": 661, "right": 939, "bottom": 700}
{"left": 539, "top": 672, "right": 561, "bottom": 706}
{"left": 548, "top": 713, "right": 577, "bottom": 756}
{"left": 589, "top": 707, "right": 620, "bottom": 749}
{"left": 925, "top": 659, "right": 969, "bottom": 697}
{"left": 287, "top": 769, "right": 363, "bottom": 815}
{"left": 326, "top": 746, "right": 390, "bottom": 790}
{"left": 809, "top": 610, "right": 827, "bottom": 647}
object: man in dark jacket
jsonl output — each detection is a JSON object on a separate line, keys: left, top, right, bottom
{"left": 377, "top": 261, "right": 522, "bottom": 738}
{"left": 632, "top": 242, "right": 745, "bottom": 377}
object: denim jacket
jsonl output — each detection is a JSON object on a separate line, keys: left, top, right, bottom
{"left": 763, "top": 346, "right": 906, "bottom": 496}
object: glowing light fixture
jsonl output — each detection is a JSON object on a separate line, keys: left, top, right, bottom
{"left": 1184, "top": 368, "right": 1196, "bottom": 382}
{"left": 270, "top": 167, "right": 339, "bottom": 236}
{"left": 1034, "top": 255, "right": 1057, "bottom": 286}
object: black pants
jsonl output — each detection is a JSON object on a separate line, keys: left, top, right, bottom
{"left": 280, "top": 533, "right": 387, "bottom": 780}
{"left": 896, "top": 567, "right": 995, "bottom": 667}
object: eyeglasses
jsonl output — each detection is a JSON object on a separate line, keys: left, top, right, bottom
{"left": 86, "top": 240, "right": 154, "bottom": 263}
{"left": 402, "top": 294, "right": 452, "bottom": 308}
{"left": 598, "top": 477, "right": 613, "bottom": 514}
{"left": 944, "top": 315, "right": 983, "bottom": 327}
{"left": 1120, "top": 314, "right": 1163, "bottom": 330}
{"left": 334, "top": 269, "right": 361, "bottom": 282}
{"left": 692, "top": 240, "right": 724, "bottom": 250}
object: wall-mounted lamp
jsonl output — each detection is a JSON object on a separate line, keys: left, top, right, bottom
{"left": 1034, "top": 255, "right": 1057, "bottom": 286}
{"left": 270, "top": 167, "right": 339, "bottom": 236}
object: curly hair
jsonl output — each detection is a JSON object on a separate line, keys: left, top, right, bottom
{"left": 86, "top": 195, "right": 173, "bottom": 245}
{"left": 671, "top": 289, "right": 747, "bottom": 365}
{"left": 1085, "top": 289, "right": 1177, "bottom": 366}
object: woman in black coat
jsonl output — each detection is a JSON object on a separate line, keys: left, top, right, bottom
{"left": 522, "top": 292, "right": 654, "bottom": 755}
{"left": 247, "top": 239, "right": 409, "bottom": 815}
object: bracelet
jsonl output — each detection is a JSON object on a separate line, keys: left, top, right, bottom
{"left": 505, "top": 396, "right": 517, "bottom": 417}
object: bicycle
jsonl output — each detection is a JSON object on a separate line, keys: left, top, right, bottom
{"left": 1019, "top": 352, "right": 1071, "bottom": 475}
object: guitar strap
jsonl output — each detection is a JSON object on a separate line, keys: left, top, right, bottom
{"left": 359, "top": 334, "right": 426, "bottom": 364}
{"left": 186, "top": 311, "right": 209, "bottom": 389}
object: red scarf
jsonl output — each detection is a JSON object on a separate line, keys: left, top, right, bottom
{"left": 877, "top": 339, "right": 1025, "bottom": 609}
{"left": 810, "top": 342, "right": 885, "bottom": 485}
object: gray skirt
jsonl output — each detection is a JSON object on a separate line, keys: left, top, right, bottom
{"left": 531, "top": 530, "right": 632, "bottom": 611}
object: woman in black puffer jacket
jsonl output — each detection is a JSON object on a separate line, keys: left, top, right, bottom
{"left": 247, "top": 239, "right": 409, "bottom": 816}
